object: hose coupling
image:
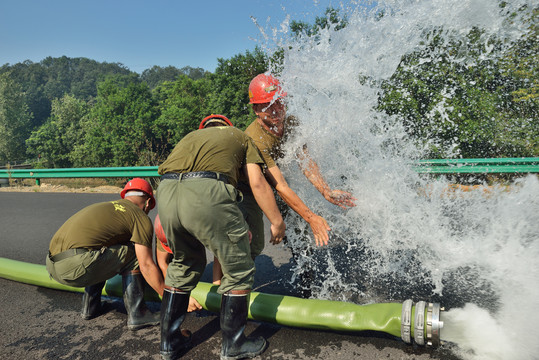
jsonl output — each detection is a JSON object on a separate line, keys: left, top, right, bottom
{"left": 401, "top": 299, "right": 444, "bottom": 347}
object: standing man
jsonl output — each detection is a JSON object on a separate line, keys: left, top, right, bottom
{"left": 157, "top": 121, "right": 285, "bottom": 360}
{"left": 213, "top": 74, "right": 356, "bottom": 292}
{"left": 46, "top": 178, "right": 164, "bottom": 330}
{"left": 246, "top": 73, "right": 356, "bottom": 246}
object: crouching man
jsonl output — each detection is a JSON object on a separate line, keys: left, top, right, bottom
{"left": 46, "top": 178, "right": 165, "bottom": 331}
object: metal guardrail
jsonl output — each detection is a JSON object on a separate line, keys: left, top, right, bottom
{"left": 0, "top": 166, "right": 159, "bottom": 185}
{"left": 412, "top": 157, "right": 539, "bottom": 174}
{"left": 0, "top": 158, "right": 538, "bottom": 186}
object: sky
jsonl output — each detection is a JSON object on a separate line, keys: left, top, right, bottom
{"left": 0, "top": 0, "right": 341, "bottom": 73}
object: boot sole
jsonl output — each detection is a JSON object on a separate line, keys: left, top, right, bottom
{"left": 81, "top": 313, "right": 98, "bottom": 320}
{"left": 81, "top": 301, "right": 111, "bottom": 320}
{"left": 160, "top": 341, "right": 192, "bottom": 360}
{"left": 80, "top": 308, "right": 103, "bottom": 320}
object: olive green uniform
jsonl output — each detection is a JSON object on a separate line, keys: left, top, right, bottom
{"left": 157, "top": 126, "right": 265, "bottom": 294}
{"left": 238, "top": 117, "right": 296, "bottom": 258}
{"left": 46, "top": 199, "right": 153, "bottom": 287}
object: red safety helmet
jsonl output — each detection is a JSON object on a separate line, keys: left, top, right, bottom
{"left": 199, "top": 114, "right": 233, "bottom": 129}
{"left": 121, "top": 178, "right": 156, "bottom": 210}
{"left": 154, "top": 214, "right": 172, "bottom": 253}
{"left": 248, "top": 73, "right": 287, "bottom": 104}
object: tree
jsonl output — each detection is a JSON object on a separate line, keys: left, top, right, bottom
{"left": 0, "top": 73, "right": 32, "bottom": 164}
{"left": 378, "top": 18, "right": 539, "bottom": 158}
{"left": 0, "top": 61, "right": 49, "bottom": 131}
{"left": 152, "top": 75, "right": 211, "bottom": 161}
{"left": 290, "top": 7, "right": 348, "bottom": 38}
{"left": 141, "top": 65, "right": 209, "bottom": 89}
{"left": 0, "top": 57, "right": 134, "bottom": 133}
{"left": 496, "top": 7, "right": 539, "bottom": 155}
{"left": 77, "top": 75, "right": 159, "bottom": 167}
{"left": 179, "top": 65, "right": 208, "bottom": 81}
{"left": 39, "top": 56, "right": 133, "bottom": 101}
{"left": 26, "top": 94, "right": 89, "bottom": 168}
{"left": 205, "top": 48, "right": 268, "bottom": 129}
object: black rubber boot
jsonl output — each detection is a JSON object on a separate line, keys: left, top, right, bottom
{"left": 122, "top": 270, "right": 160, "bottom": 330}
{"left": 81, "top": 281, "right": 106, "bottom": 320}
{"left": 220, "top": 292, "right": 267, "bottom": 360}
{"left": 160, "top": 287, "right": 192, "bottom": 360}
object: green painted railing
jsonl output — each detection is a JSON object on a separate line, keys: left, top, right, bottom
{"left": 0, "top": 166, "right": 159, "bottom": 185}
{"left": 412, "top": 157, "right": 539, "bottom": 174}
{"left": 1, "top": 158, "right": 538, "bottom": 186}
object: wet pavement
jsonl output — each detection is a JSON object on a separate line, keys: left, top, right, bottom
{"left": 0, "top": 192, "right": 461, "bottom": 359}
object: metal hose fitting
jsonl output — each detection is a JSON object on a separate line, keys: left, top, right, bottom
{"left": 426, "top": 302, "right": 444, "bottom": 347}
{"left": 401, "top": 299, "right": 444, "bottom": 347}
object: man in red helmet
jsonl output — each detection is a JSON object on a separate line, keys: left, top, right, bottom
{"left": 155, "top": 115, "right": 236, "bottom": 314}
{"left": 198, "top": 114, "right": 234, "bottom": 129}
{"left": 46, "top": 178, "right": 164, "bottom": 331}
{"left": 212, "top": 74, "right": 356, "bottom": 292}
{"left": 156, "top": 116, "right": 285, "bottom": 360}
{"left": 246, "top": 73, "right": 356, "bottom": 241}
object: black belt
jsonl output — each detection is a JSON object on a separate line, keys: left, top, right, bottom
{"left": 49, "top": 248, "right": 89, "bottom": 262}
{"left": 161, "top": 171, "right": 229, "bottom": 184}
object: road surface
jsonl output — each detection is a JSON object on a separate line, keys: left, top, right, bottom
{"left": 0, "top": 191, "right": 460, "bottom": 359}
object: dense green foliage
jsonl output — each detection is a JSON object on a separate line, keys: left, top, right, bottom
{"left": 141, "top": 65, "right": 209, "bottom": 89}
{"left": 0, "top": 56, "right": 133, "bottom": 133}
{"left": 0, "top": 5, "right": 536, "bottom": 168}
{"left": 152, "top": 75, "right": 212, "bottom": 160}
{"left": 290, "top": 7, "right": 348, "bottom": 38}
{"left": 26, "top": 94, "right": 89, "bottom": 168}
{"left": 205, "top": 48, "right": 269, "bottom": 130}
{"left": 0, "top": 50, "right": 269, "bottom": 167}
{"left": 0, "top": 73, "right": 32, "bottom": 163}
{"left": 378, "top": 6, "right": 538, "bottom": 158}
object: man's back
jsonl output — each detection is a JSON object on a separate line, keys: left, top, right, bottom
{"left": 158, "top": 127, "right": 263, "bottom": 187}
{"left": 49, "top": 199, "right": 152, "bottom": 255}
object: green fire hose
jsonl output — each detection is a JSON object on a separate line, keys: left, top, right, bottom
{"left": 0, "top": 257, "right": 442, "bottom": 346}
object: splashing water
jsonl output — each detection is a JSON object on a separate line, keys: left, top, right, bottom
{"left": 254, "top": 1, "right": 539, "bottom": 359}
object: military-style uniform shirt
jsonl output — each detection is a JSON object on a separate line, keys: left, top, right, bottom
{"left": 48, "top": 199, "right": 153, "bottom": 256}
{"left": 244, "top": 120, "right": 281, "bottom": 169}
{"left": 158, "top": 126, "right": 264, "bottom": 187}
{"left": 243, "top": 116, "right": 298, "bottom": 169}
{"left": 238, "top": 116, "right": 298, "bottom": 194}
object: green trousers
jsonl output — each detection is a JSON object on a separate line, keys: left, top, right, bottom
{"left": 238, "top": 191, "right": 265, "bottom": 259}
{"left": 45, "top": 244, "right": 138, "bottom": 287}
{"left": 157, "top": 177, "right": 255, "bottom": 294}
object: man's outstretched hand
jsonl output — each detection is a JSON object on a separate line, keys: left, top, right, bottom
{"left": 326, "top": 189, "right": 357, "bottom": 209}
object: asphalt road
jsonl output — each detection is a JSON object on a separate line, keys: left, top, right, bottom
{"left": 0, "top": 191, "right": 461, "bottom": 360}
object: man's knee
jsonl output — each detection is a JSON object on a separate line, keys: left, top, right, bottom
{"left": 165, "top": 260, "right": 205, "bottom": 291}
{"left": 217, "top": 265, "right": 255, "bottom": 294}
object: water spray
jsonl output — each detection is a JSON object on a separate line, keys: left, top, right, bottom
{"left": 269, "top": 1, "right": 539, "bottom": 358}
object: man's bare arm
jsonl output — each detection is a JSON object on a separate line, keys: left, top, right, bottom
{"left": 297, "top": 146, "right": 357, "bottom": 209}
{"left": 265, "top": 165, "right": 330, "bottom": 246}
{"left": 244, "top": 163, "right": 286, "bottom": 244}
{"left": 156, "top": 248, "right": 171, "bottom": 278}
{"left": 135, "top": 243, "right": 165, "bottom": 296}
